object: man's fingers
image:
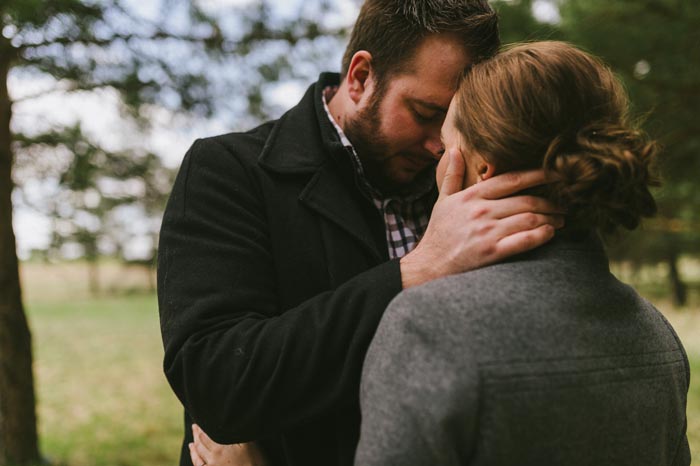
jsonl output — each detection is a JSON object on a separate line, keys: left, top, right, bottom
{"left": 473, "top": 169, "right": 550, "bottom": 200}
{"left": 495, "top": 224, "right": 556, "bottom": 260}
{"left": 437, "top": 149, "right": 466, "bottom": 201}
{"left": 482, "top": 196, "right": 565, "bottom": 219}
{"left": 189, "top": 442, "right": 206, "bottom": 466}
{"left": 493, "top": 212, "right": 565, "bottom": 239}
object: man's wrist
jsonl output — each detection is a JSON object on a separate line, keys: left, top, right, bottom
{"left": 399, "top": 251, "right": 440, "bottom": 289}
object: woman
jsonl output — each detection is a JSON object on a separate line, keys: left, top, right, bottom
{"left": 191, "top": 41, "right": 690, "bottom": 466}
{"left": 356, "top": 41, "right": 689, "bottom": 465}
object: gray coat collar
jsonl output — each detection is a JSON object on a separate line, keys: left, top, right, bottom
{"left": 508, "top": 230, "right": 610, "bottom": 272}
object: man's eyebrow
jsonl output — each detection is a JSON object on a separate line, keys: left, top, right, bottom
{"left": 409, "top": 98, "right": 449, "bottom": 113}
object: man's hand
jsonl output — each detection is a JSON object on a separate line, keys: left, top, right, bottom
{"left": 400, "top": 149, "right": 564, "bottom": 288}
{"left": 189, "top": 424, "right": 268, "bottom": 466}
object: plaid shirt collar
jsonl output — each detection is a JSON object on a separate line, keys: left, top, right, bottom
{"left": 322, "top": 86, "right": 436, "bottom": 259}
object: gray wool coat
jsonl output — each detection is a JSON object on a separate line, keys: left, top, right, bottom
{"left": 355, "top": 232, "right": 690, "bottom": 466}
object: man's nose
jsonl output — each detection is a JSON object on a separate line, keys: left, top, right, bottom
{"left": 423, "top": 130, "right": 444, "bottom": 159}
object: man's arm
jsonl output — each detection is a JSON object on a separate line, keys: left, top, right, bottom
{"left": 158, "top": 138, "right": 403, "bottom": 443}
{"left": 159, "top": 141, "right": 560, "bottom": 445}
{"left": 354, "top": 289, "right": 479, "bottom": 466}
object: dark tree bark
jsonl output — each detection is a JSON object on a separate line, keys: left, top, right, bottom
{"left": 0, "top": 37, "right": 41, "bottom": 465}
{"left": 88, "top": 260, "right": 100, "bottom": 296}
{"left": 667, "top": 249, "right": 688, "bottom": 308}
{"left": 85, "top": 244, "right": 100, "bottom": 297}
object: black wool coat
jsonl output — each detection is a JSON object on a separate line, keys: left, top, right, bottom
{"left": 157, "top": 73, "right": 405, "bottom": 466}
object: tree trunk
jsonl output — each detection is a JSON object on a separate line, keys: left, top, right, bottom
{"left": 667, "top": 249, "right": 688, "bottom": 308}
{"left": 0, "top": 38, "right": 41, "bottom": 465}
{"left": 87, "top": 257, "right": 100, "bottom": 297}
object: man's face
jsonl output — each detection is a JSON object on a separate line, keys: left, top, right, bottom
{"left": 344, "top": 35, "right": 470, "bottom": 193}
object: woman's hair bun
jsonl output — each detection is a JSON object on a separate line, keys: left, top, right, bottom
{"left": 454, "top": 41, "right": 662, "bottom": 234}
{"left": 543, "top": 123, "right": 660, "bottom": 234}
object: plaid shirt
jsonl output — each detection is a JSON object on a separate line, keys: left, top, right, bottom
{"left": 323, "top": 87, "right": 436, "bottom": 259}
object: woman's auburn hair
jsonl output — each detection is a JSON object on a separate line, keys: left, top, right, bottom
{"left": 455, "top": 40, "right": 659, "bottom": 234}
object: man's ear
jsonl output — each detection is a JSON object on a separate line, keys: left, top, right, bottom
{"left": 346, "top": 51, "right": 373, "bottom": 104}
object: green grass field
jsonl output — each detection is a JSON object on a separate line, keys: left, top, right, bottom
{"left": 23, "top": 263, "right": 182, "bottom": 466}
{"left": 19, "top": 261, "right": 700, "bottom": 465}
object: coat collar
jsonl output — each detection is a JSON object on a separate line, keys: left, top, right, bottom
{"left": 258, "top": 73, "right": 386, "bottom": 263}
{"left": 506, "top": 229, "right": 610, "bottom": 272}
{"left": 258, "top": 72, "right": 348, "bottom": 175}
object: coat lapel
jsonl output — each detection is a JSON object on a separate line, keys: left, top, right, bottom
{"left": 258, "top": 73, "right": 386, "bottom": 263}
{"left": 299, "top": 164, "right": 384, "bottom": 263}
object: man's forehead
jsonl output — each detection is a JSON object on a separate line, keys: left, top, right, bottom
{"left": 382, "top": 38, "right": 469, "bottom": 106}
{"left": 388, "top": 72, "right": 459, "bottom": 109}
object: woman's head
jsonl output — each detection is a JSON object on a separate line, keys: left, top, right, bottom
{"left": 439, "top": 41, "right": 659, "bottom": 233}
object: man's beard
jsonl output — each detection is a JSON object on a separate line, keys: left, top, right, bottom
{"left": 343, "top": 89, "right": 399, "bottom": 194}
{"left": 344, "top": 88, "right": 436, "bottom": 195}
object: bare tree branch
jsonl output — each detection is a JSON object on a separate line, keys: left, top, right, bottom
{"left": 17, "top": 31, "right": 216, "bottom": 51}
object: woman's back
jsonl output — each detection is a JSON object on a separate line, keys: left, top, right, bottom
{"left": 356, "top": 233, "right": 690, "bottom": 465}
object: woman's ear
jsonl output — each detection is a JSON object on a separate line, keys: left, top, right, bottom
{"left": 346, "top": 51, "right": 373, "bottom": 104}
{"left": 475, "top": 158, "right": 496, "bottom": 183}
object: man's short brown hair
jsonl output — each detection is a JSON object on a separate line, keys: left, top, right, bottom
{"left": 341, "top": 0, "right": 500, "bottom": 82}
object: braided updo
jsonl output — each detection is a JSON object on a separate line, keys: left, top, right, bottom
{"left": 454, "top": 41, "right": 659, "bottom": 234}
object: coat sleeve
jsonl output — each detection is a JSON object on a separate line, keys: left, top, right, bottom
{"left": 354, "top": 289, "right": 479, "bottom": 466}
{"left": 157, "top": 137, "right": 403, "bottom": 444}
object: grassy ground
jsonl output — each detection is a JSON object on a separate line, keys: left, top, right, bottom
{"left": 22, "top": 262, "right": 181, "bottom": 466}
{"left": 18, "top": 260, "right": 700, "bottom": 465}
{"left": 661, "top": 302, "right": 700, "bottom": 463}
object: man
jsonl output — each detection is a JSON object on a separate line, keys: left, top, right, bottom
{"left": 157, "top": 1, "right": 562, "bottom": 465}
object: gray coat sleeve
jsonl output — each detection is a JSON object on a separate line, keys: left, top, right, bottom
{"left": 354, "top": 289, "right": 480, "bottom": 466}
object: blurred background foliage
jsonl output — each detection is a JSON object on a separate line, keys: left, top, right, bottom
{"left": 0, "top": 0, "right": 698, "bottom": 464}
